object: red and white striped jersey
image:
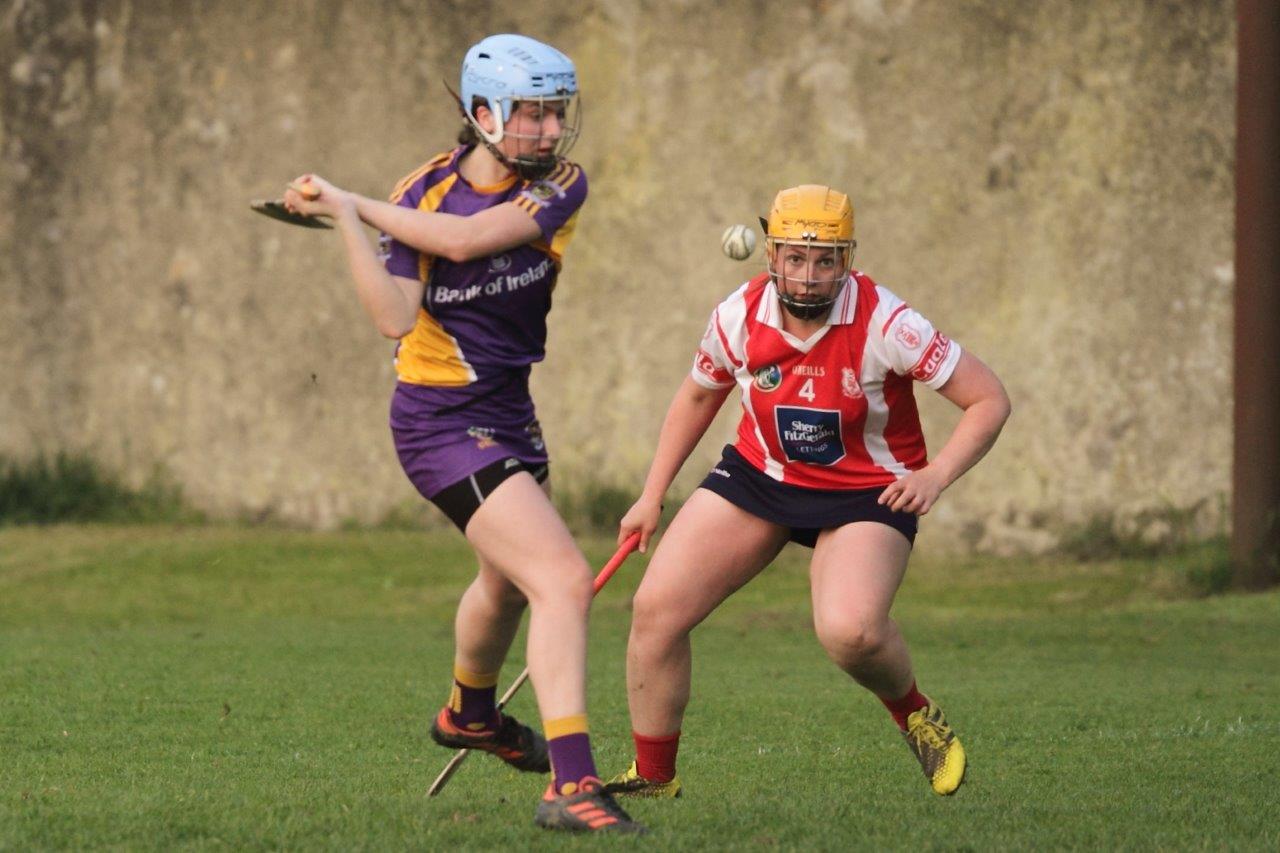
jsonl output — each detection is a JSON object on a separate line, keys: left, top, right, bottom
{"left": 691, "top": 271, "right": 962, "bottom": 490}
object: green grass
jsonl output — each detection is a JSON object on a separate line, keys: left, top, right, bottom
{"left": 2, "top": 526, "right": 1278, "bottom": 850}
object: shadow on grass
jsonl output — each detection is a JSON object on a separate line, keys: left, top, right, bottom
{"left": 0, "top": 452, "right": 201, "bottom": 525}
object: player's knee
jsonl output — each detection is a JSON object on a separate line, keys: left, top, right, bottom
{"left": 630, "top": 585, "right": 691, "bottom": 643}
{"left": 522, "top": 554, "right": 592, "bottom": 614}
{"left": 816, "top": 616, "right": 886, "bottom": 667}
{"left": 478, "top": 571, "right": 528, "bottom": 612}
{"left": 493, "top": 582, "right": 528, "bottom": 614}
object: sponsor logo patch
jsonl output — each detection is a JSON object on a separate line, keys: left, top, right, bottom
{"left": 911, "top": 333, "right": 952, "bottom": 382}
{"left": 520, "top": 180, "right": 566, "bottom": 206}
{"left": 467, "top": 426, "right": 497, "bottom": 450}
{"left": 488, "top": 253, "right": 512, "bottom": 272}
{"left": 695, "top": 349, "right": 719, "bottom": 379}
{"left": 530, "top": 182, "right": 560, "bottom": 200}
{"left": 895, "top": 322, "right": 923, "bottom": 350}
{"left": 753, "top": 364, "right": 783, "bottom": 392}
{"left": 524, "top": 421, "right": 545, "bottom": 452}
{"left": 775, "top": 406, "right": 845, "bottom": 466}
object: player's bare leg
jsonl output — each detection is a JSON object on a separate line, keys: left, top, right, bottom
{"left": 448, "top": 473, "right": 551, "bottom": 679}
{"left": 810, "top": 520, "right": 966, "bottom": 795}
{"left": 453, "top": 556, "right": 527, "bottom": 679}
{"left": 457, "top": 470, "right": 617, "bottom": 796}
{"left": 464, "top": 472, "right": 592, "bottom": 721}
{"left": 606, "top": 490, "right": 787, "bottom": 796}
{"left": 809, "top": 521, "right": 914, "bottom": 696}
{"left": 627, "top": 490, "right": 788, "bottom": 734}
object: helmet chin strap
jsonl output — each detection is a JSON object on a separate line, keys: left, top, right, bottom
{"left": 475, "top": 137, "right": 556, "bottom": 180}
{"left": 773, "top": 274, "right": 844, "bottom": 320}
{"left": 778, "top": 295, "right": 834, "bottom": 321}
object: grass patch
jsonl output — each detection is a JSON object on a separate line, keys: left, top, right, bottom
{"left": 0, "top": 453, "right": 198, "bottom": 526}
{"left": 2, "top": 526, "right": 1277, "bottom": 849}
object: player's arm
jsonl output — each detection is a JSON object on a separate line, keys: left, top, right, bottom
{"left": 283, "top": 176, "right": 424, "bottom": 338}
{"left": 334, "top": 206, "right": 425, "bottom": 339}
{"left": 619, "top": 376, "right": 733, "bottom": 552}
{"left": 878, "top": 350, "right": 1011, "bottom": 515}
{"left": 349, "top": 196, "right": 542, "bottom": 263}
{"left": 283, "top": 172, "right": 541, "bottom": 263}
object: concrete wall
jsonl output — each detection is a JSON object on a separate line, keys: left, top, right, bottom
{"left": 0, "top": 0, "right": 1234, "bottom": 550}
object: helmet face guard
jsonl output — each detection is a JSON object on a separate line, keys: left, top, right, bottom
{"left": 459, "top": 34, "right": 581, "bottom": 180}
{"left": 474, "top": 93, "right": 581, "bottom": 180}
{"left": 762, "top": 185, "right": 856, "bottom": 321}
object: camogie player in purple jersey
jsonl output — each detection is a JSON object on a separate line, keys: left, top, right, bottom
{"left": 282, "top": 34, "right": 641, "bottom": 834}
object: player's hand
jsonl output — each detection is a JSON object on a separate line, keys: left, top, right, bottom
{"left": 283, "top": 173, "right": 355, "bottom": 220}
{"left": 877, "top": 465, "right": 948, "bottom": 516}
{"left": 619, "top": 494, "right": 663, "bottom": 554}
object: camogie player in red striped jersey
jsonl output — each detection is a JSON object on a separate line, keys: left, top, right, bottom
{"left": 606, "top": 185, "right": 1011, "bottom": 799}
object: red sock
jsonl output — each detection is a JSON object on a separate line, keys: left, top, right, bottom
{"left": 881, "top": 681, "right": 928, "bottom": 731}
{"left": 634, "top": 730, "right": 680, "bottom": 783}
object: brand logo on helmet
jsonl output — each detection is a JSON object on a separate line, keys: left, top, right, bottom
{"left": 753, "top": 364, "right": 782, "bottom": 392}
{"left": 464, "top": 72, "right": 508, "bottom": 90}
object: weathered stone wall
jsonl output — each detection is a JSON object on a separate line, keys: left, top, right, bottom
{"left": 0, "top": 0, "right": 1234, "bottom": 550}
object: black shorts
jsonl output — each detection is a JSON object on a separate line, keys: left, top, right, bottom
{"left": 697, "top": 445, "right": 917, "bottom": 548}
{"left": 431, "top": 456, "right": 549, "bottom": 532}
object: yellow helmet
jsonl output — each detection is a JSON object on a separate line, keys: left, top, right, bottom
{"left": 764, "top": 184, "right": 855, "bottom": 246}
{"left": 762, "top": 185, "right": 857, "bottom": 320}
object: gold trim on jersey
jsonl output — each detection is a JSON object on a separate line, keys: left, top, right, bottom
{"left": 389, "top": 151, "right": 455, "bottom": 203}
{"left": 411, "top": 172, "right": 461, "bottom": 282}
{"left": 469, "top": 173, "right": 519, "bottom": 194}
{"left": 514, "top": 163, "right": 580, "bottom": 217}
{"left": 534, "top": 208, "right": 580, "bottom": 264}
{"left": 395, "top": 308, "right": 477, "bottom": 386}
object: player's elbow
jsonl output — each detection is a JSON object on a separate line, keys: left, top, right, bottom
{"left": 438, "top": 240, "right": 474, "bottom": 264}
{"left": 437, "top": 230, "right": 485, "bottom": 263}
{"left": 994, "top": 383, "right": 1012, "bottom": 423}
{"left": 985, "top": 384, "right": 1013, "bottom": 434}
{"left": 376, "top": 314, "right": 416, "bottom": 340}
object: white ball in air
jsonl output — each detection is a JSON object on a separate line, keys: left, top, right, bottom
{"left": 721, "top": 224, "right": 757, "bottom": 261}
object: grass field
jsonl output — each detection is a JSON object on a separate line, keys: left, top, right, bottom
{"left": 2, "top": 525, "right": 1278, "bottom": 850}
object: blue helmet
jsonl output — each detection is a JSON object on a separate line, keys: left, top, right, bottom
{"left": 458, "top": 34, "right": 581, "bottom": 175}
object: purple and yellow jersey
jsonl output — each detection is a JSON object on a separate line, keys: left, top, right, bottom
{"left": 382, "top": 147, "right": 587, "bottom": 394}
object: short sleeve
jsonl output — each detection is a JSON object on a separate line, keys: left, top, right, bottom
{"left": 690, "top": 308, "right": 736, "bottom": 390}
{"left": 382, "top": 190, "right": 422, "bottom": 280}
{"left": 517, "top": 163, "right": 588, "bottom": 243}
{"left": 880, "top": 303, "right": 963, "bottom": 389}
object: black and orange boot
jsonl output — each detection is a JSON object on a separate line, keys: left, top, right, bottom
{"left": 534, "top": 777, "right": 646, "bottom": 834}
{"left": 429, "top": 707, "right": 550, "bottom": 773}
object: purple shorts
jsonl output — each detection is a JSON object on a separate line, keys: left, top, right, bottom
{"left": 390, "top": 380, "right": 549, "bottom": 500}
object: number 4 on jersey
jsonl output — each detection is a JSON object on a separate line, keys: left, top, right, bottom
{"left": 798, "top": 377, "right": 816, "bottom": 402}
